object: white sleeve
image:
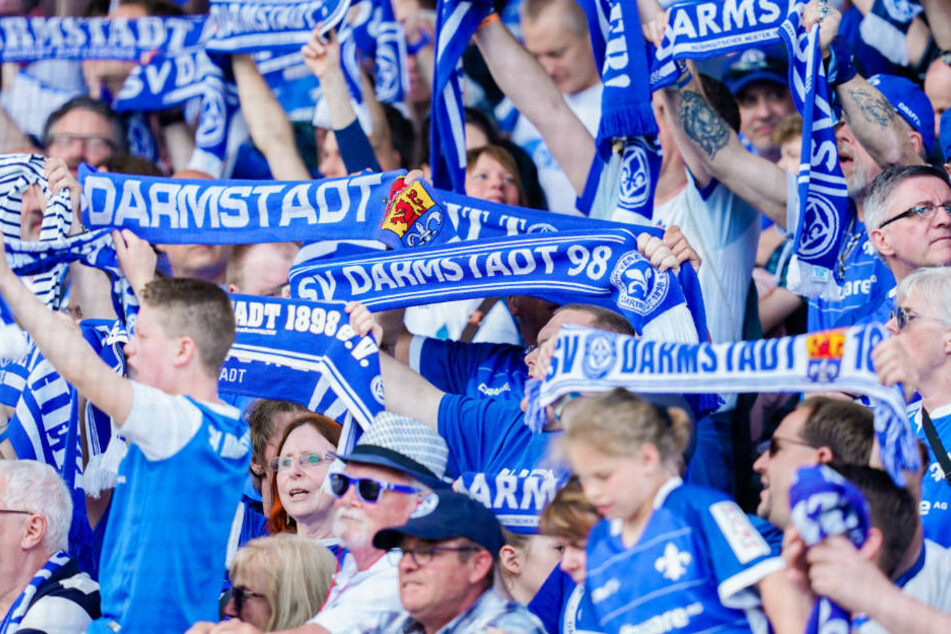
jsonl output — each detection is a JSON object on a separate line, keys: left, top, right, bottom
{"left": 122, "top": 382, "right": 202, "bottom": 461}
{"left": 408, "top": 335, "right": 426, "bottom": 373}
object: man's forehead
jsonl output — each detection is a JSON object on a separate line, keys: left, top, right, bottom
{"left": 345, "top": 461, "right": 408, "bottom": 482}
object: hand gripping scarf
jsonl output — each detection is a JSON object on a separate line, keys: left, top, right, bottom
{"left": 529, "top": 323, "right": 921, "bottom": 486}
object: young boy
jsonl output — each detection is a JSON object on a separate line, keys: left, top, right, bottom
{"left": 0, "top": 234, "right": 250, "bottom": 633}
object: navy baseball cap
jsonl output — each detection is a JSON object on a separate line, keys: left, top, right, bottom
{"left": 373, "top": 489, "right": 505, "bottom": 557}
{"left": 867, "top": 74, "right": 936, "bottom": 154}
{"left": 723, "top": 48, "right": 788, "bottom": 96}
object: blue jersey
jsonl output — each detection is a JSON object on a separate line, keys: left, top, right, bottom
{"left": 411, "top": 336, "right": 527, "bottom": 400}
{"left": 807, "top": 214, "right": 895, "bottom": 332}
{"left": 94, "top": 383, "right": 250, "bottom": 633}
{"left": 530, "top": 568, "right": 600, "bottom": 634}
{"left": 910, "top": 403, "right": 951, "bottom": 548}
{"left": 585, "top": 478, "right": 782, "bottom": 634}
{"left": 438, "top": 394, "right": 560, "bottom": 479}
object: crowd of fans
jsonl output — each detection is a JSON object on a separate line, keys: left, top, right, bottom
{"left": 2, "top": 0, "right": 951, "bottom": 632}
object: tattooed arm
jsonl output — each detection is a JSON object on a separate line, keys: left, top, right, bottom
{"left": 660, "top": 72, "right": 789, "bottom": 228}
{"left": 836, "top": 75, "right": 924, "bottom": 168}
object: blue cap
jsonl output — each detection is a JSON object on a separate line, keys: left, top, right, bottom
{"left": 456, "top": 472, "right": 566, "bottom": 535}
{"left": 723, "top": 48, "right": 788, "bottom": 96}
{"left": 867, "top": 74, "right": 936, "bottom": 154}
{"left": 940, "top": 110, "right": 951, "bottom": 163}
{"left": 373, "top": 489, "right": 505, "bottom": 556}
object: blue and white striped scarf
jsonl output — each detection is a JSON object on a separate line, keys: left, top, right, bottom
{"left": 859, "top": 0, "right": 922, "bottom": 66}
{"left": 348, "top": 0, "right": 410, "bottom": 115}
{"left": 0, "top": 551, "right": 70, "bottom": 634}
{"left": 289, "top": 227, "right": 701, "bottom": 343}
{"left": 429, "top": 0, "right": 492, "bottom": 192}
{"left": 208, "top": 0, "right": 352, "bottom": 53}
{"left": 222, "top": 294, "right": 383, "bottom": 454}
{"left": 789, "top": 464, "right": 870, "bottom": 634}
{"left": 778, "top": 7, "right": 849, "bottom": 300}
{"left": 529, "top": 324, "right": 921, "bottom": 486}
{"left": 0, "top": 15, "right": 208, "bottom": 62}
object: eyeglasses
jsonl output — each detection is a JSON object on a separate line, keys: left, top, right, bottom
{"left": 878, "top": 202, "right": 951, "bottom": 229}
{"left": 328, "top": 473, "right": 419, "bottom": 503}
{"left": 890, "top": 306, "right": 949, "bottom": 331}
{"left": 759, "top": 436, "right": 815, "bottom": 458}
{"left": 232, "top": 586, "right": 268, "bottom": 613}
{"left": 0, "top": 509, "right": 32, "bottom": 515}
{"left": 267, "top": 452, "right": 329, "bottom": 473}
{"left": 46, "top": 134, "right": 115, "bottom": 155}
{"left": 386, "top": 545, "right": 481, "bottom": 566}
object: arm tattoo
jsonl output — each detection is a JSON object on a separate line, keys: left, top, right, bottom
{"left": 680, "top": 90, "right": 729, "bottom": 159}
{"left": 844, "top": 88, "right": 898, "bottom": 128}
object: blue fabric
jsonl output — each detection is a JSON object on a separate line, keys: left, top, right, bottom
{"left": 911, "top": 406, "right": 951, "bottom": 548}
{"left": 429, "top": 0, "right": 493, "bottom": 192}
{"left": 222, "top": 295, "right": 384, "bottom": 436}
{"left": 350, "top": 0, "right": 410, "bottom": 114}
{"left": 0, "top": 551, "right": 70, "bottom": 633}
{"left": 788, "top": 464, "right": 870, "bottom": 634}
{"left": 335, "top": 118, "right": 383, "bottom": 174}
{"left": 684, "top": 412, "right": 735, "bottom": 496}
{"left": 593, "top": 1, "right": 657, "bottom": 158}
{"left": 207, "top": 0, "right": 351, "bottom": 53}
{"left": 456, "top": 471, "right": 565, "bottom": 534}
{"left": 778, "top": 8, "right": 850, "bottom": 300}
{"left": 0, "top": 16, "right": 208, "bottom": 62}
{"left": 95, "top": 396, "right": 249, "bottom": 632}
{"left": 859, "top": 0, "right": 922, "bottom": 66}
{"left": 530, "top": 324, "right": 921, "bottom": 486}
{"left": 289, "top": 227, "right": 700, "bottom": 342}
{"left": 417, "top": 337, "right": 527, "bottom": 400}
{"left": 839, "top": 7, "right": 902, "bottom": 77}
{"left": 437, "top": 394, "right": 561, "bottom": 480}
{"left": 585, "top": 479, "right": 778, "bottom": 633}
{"left": 576, "top": 0, "right": 610, "bottom": 72}
{"left": 807, "top": 214, "right": 895, "bottom": 332}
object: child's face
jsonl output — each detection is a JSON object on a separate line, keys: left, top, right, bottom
{"left": 568, "top": 442, "right": 652, "bottom": 522}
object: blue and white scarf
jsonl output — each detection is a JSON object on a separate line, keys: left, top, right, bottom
{"left": 789, "top": 464, "right": 870, "bottom": 634}
{"left": 0, "top": 16, "right": 209, "bottom": 62}
{"left": 429, "top": 0, "right": 492, "bottom": 192}
{"left": 859, "top": 0, "right": 922, "bottom": 66}
{"left": 0, "top": 297, "right": 27, "bottom": 363}
{"left": 207, "top": 0, "right": 351, "bottom": 53}
{"left": 289, "top": 227, "right": 700, "bottom": 343}
{"left": 254, "top": 50, "right": 323, "bottom": 122}
{"left": 456, "top": 471, "right": 567, "bottom": 534}
{"left": 347, "top": 0, "right": 410, "bottom": 115}
{"left": 651, "top": 0, "right": 793, "bottom": 87}
{"left": 529, "top": 324, "right": 921, "bottom": 485}
{"left": 778, "top": 7, "right": 849, "bottom": 300}
{"left": 7, "top": 321, "right": 128, "bottom": 498}
{"left": 223, "top": 294, "right": 384, "bottom": 453}
{"left": 0, "top": 551, "right": 70, "bottom": 634}
{"left": 79, "top": 166, "right": 449, "bottom": 246}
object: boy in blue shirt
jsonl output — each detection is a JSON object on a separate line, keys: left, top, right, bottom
{"left": 0, "top": 243, "right": 250, "bottom": 634}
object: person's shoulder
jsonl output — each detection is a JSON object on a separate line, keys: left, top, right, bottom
{"left": 479, "top": 590, "right": 548, "bottom": 634}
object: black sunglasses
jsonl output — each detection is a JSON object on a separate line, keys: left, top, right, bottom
{"left": 328, "top": 473, "right": 419, "bottom": 503}
{"left": 232, "top": 586, "right": 267, "bottom": 613}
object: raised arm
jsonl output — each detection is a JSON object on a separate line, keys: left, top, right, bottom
{"left": 659, "top": 72, "right": 789, "bottom": 227}
{"left": 0, "top": 237, "right": 133, "bottom": 424}
{"left": 232, "top": 54, "right": 311, "bottom": 181}
{"left": 473, "top": 19, "right": 595, "bottom": 196}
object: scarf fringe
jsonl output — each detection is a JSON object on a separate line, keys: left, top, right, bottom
{"left": 596, "top": 105, "right": 659, "bottom": 158}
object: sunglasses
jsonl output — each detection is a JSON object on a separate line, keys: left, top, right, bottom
{"left": 758, "top": 435, "right": 815, "bottom": 457}
{"left": 328, "top": 473, "right": 419, "bottom": 503}
{"left": 232, "top": 586, "right": 268, "bottom": 613}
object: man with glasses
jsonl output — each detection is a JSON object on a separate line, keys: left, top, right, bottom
{"left": 42, "top": 96, "right": 126, "bottom": 176}
{"left": 366, "top": 489, "right": 546, "bottom": 633}
{"left": 0, "top": 460, "right": 100, "bottom": 633}
{"left": 865, "top": 165, "right": 951, "bottom": 299}
{"left": 190, "top": 413, "right": 450, "bottom": 634}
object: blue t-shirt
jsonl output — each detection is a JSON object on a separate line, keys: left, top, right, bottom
{"left": 530, "top": 567, "right": 600, "bottom": 634}
{"left": 910, "top": 403, "right": 951, "bottom": 548}
{"left": 585, "top": 478, "right": 782, "bottom": 634}
{"left": 93, "top": 384, "right": 250, "bottom": 633}
{"left": 412, "top": 336, "right": 527, "bottom": 400}
{"left": 807, "top": 214, "right": 895, "bottom": 332}
{"left": 437, "top": 394, "right": 560, "bottom": 479}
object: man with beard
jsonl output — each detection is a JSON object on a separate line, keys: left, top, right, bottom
{"left": 656, "top": 1, "right": 925, "bottom": 331}
{"left": 189, "top": 413, "right": 450, "bottom": 634}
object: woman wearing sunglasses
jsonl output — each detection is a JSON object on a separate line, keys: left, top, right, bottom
{"left": 222, "top": 534, "right": 336, "bottom": 630}
{"left": 266, "top": 414, "right": 342, "bottom": 545}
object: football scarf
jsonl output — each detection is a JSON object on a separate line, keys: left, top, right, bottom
{"left": 859, "top": 0, "right": 922, "bottom": 66}
{"left": 529, "top": 324, "right": 921, "bottom": 486}
{"left": 0, "top": 551, "right": 70, "bottom": 634}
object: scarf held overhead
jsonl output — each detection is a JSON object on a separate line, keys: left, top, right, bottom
{"left": 289, "top": 228, "right": 700, "bottom": 343}
{"left": 529, "top": 324, "right": 920, "bottom": 486}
